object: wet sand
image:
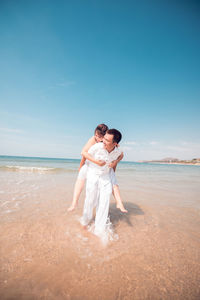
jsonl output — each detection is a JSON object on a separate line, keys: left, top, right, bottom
{"left": 1, "top": 173, "right": 200, "bottom": 299}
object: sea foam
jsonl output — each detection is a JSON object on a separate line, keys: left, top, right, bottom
{"left": 1, "top": 165, "right": 57, "bottom": 173}
{"left": 87, "top": 216, "right": 119, "bottom": 246}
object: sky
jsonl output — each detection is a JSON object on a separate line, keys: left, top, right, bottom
{"left": 0, "top": 0, "right": 200, "bottom": 161}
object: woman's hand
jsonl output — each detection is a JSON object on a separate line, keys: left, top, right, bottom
{"left": 96, "top": 160, "right": 106, "bottom": 166}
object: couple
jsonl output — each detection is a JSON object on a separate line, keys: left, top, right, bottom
{"left": 68, "top": 124, "right": 127, "bottom": 238}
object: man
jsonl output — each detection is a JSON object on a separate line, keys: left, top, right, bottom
{"left": 80, "top": 129, "right": 123, "bottom": 238}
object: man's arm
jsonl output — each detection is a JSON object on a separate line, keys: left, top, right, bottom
{"left": 109, "top": 152, "right": 124, "bottom": 171}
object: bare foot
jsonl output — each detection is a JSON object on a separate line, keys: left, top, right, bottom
{"left": 117, "top": 204, "right": 128, "bottom": 213}
{"left": 67, "top": 204, "right": 77, "bottom": 212}
{"left": 81, "top": 224, "right": 88, "bottom": 230}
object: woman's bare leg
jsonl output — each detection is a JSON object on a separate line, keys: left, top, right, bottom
{"left": 112, "top": 185, "right": 128, "bottom": 213}
{"left": 68, "top": 179, "right": 85, "bottom": 211}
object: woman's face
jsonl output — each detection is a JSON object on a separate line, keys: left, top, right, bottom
{"left": 95, "top": 132, "right": 104, "bottom": 143}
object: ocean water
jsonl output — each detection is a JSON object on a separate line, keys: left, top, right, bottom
{"left": 1, "top": 154, "right": 200, "bottom": 176}
{"left": 1, "top": 155, "right": 200, "bottom": 299}
{"left": 1, "top": 155, "right": 200, "bottom": 207}
{"left": 0, "top": 155, "right": 80, "bottom": 173}
{"left": 0, "top": 154, "right": 200, "bottom": 213}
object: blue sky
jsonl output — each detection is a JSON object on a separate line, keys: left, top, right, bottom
{"left": 0, "top": 0, "right": 200, "bottom": 161}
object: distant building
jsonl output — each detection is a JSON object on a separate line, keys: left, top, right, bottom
{"left": 161, "top": 158, "right": 179, "bottom": 163}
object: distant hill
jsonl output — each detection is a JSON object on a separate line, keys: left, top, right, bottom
{"left": 139, "top": 158, "right": 200, "bottom": 165}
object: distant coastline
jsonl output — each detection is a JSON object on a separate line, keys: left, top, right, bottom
{"left": 139, "top": 157, "right": 200, "bottom": 166}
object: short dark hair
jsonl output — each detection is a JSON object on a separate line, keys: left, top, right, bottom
{"left": 95, "top": 123, "right": 108, "bottom": 136}
{"left": 107, "top": 129, "right": 122, "bottom": 144}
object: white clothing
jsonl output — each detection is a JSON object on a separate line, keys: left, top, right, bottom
{"left": 81, "top": 143, "right": 121, "bottom": 235}
{"left": 86, "top": 143, "right": 122, "bottom": 176}
{"left": 77, "top": 164, "right": 88, "bottom": 180}
{"left": 77, "top": 142, "right": 120, "bottom": 184}
{"left": 109, "top": 168, "right": 118, "bottom": 186}
{"left": 81, "top": 172, "right": 112, "bottom": 236}
{"left": 78, "top": 164, "right": 118, "bottom": 186}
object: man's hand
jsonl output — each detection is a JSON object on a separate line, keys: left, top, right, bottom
{"left": 109, "top": 160, "right": 117, "bottom": 169}
{"left": 96, "top": 160, "right": 106, "bottom": 166}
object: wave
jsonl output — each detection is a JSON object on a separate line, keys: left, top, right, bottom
{"left": 0, "top": 165, "right": 74, "bottom": 174}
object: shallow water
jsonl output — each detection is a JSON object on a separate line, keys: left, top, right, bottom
{"left": 0, "top": 156, "right": 200, "bottom": 299}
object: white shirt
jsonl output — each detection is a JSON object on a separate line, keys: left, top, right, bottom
{"left": 86, "top": 143, "right": 122, "bottom": 176}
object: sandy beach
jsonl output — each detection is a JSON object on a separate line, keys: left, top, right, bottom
{"left": 1, "top": 162, "right": 200, "bottom": 300}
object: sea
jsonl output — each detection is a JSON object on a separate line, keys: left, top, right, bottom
{"left": 1, "top": 154, "right": 200, "bottom": 209}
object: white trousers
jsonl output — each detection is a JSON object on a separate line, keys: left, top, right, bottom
{"left": 81, "top": 172, "right": 112, "bottom": 236}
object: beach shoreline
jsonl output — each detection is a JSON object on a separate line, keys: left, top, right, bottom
{"left": 145, "top": 162, "right": 200, "bottom": 166}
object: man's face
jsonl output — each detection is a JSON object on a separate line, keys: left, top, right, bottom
{"left": 103, "top": 133, "right": 117, "bottom": 151}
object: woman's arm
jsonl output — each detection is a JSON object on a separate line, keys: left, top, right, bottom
{"left": 78, "top": 137, "right": 95, "bottom": 170}
{"left": 80, "top": 136, "right": 106, "bottom": 167}
{"left": 82, "top": 136, "right": 96, "bottom": 152}
{"left": 81, "top": 150, "right": 106, "bottom": 166}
